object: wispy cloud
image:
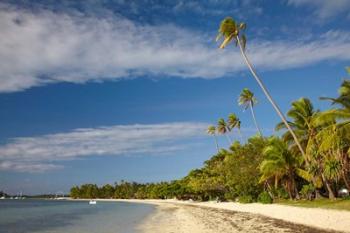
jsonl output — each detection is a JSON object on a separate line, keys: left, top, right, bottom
{"left": 0, "top": 161, "right": 63, "bottom": 173}
{"left": 288, "top": 0, "right": 350, "bottom": 19}
{"left": 0, "top": 122, "right": 207, "bottom": 173}
{"left": 0, "top": 3, "right": 350, "bottom": 92}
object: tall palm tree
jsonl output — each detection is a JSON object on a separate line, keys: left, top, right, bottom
{"left": 227, "top": 113, "right": 243, "bottom": 141}
{"left": 238, "top": 88, "right": 262, "bottom": 136}
{"left": 217, "top": 118, "right": 232, "bottom": 145}
{"left": 207, "top": 125, "right": 219, "bottom": 152}
{"left": 216, "top": 17, "right": 306, "bottom": 159}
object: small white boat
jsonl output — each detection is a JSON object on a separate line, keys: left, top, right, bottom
{"left": 89, "top": 200, "right": 97, "bottom": 205}
{"left": 0, "top": 196, "right": 5, "bottom": 199}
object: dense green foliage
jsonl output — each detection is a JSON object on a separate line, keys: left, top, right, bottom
{"left": 71, "top": 70, "right": 350, "bottom": 202}
{"left": 258, "top": 191, "right": 273, "bottom": 204}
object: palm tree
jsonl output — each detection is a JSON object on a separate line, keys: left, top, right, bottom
{"left": 227, "top": 113, "right": 243, "bottom": 141}
{"left": 207, "top": 125, "right": 219, "bottom": 152}
{"left": 275, "top": 98, "right": 316, "bottom": 154}
{"left": 259, "top": 137, "right": 299, "bottom": 199}
{"left": 217, "top": 118, "right": 232, "bottom": 145}
{"left": 238, "top": 88, "right": 262, "bottom": 136}
{"left": 216, "top": 17, "right": 306, "bottom": 159}
{"left": 318, "top": 76, "right": 350, "bottom": 191}
{"left": 276, "top": 97, "right": 338, "bottom": 199}
{"left": 319, "top": 79, "right": 350, "bottom": 121}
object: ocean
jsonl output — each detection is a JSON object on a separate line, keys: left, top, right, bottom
{"left": 0, "top": 199, "right": 154, "bottom": 233}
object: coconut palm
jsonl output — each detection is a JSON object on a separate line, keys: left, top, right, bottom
{"left": 227, "top": 113, "right": 243, "bottom": 141}
{"left": 318, "top": 73, "right": 350, "bottom": 191}
{"left": 207, "top": 125, "right": 219, "bottom": 152}
{"left": 217, "top": 118, "right": 232, "bottom": 145}
{"left": 319, "top": 77, "right": 350, "bottom": 122}
{"left": 216, "top": 17, "right": 306, "bottom": 159}
{"left": 259, "top": 137, "right": 300, "bottom": 199}
{"left": 276, "top": 97, "right": 339, "bottom": 199}
{"left": 238, "top": 88, "right": 262, "bottom": 136}
{"left": 275, "top": 98, "right": 317, "bottom": 154}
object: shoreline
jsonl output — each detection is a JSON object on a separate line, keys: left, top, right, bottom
{"left": 69, "top": 198, "right": 350, "bottom": 232}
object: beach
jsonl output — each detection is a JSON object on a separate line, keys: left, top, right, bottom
{"left": 103, "top": 199, "right": 349, "bottom": 233}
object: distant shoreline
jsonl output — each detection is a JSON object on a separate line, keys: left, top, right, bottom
{"left": 67, "top": 198, "right": 349, "bottom": 232}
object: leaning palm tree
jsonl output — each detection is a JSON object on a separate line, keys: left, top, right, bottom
{"left": 216, "top": 17, "right": 306, "bottom": 158}
{"left": 217, "top": 118, "right": 232, "bottom": 144}
{"left": 207, "top": 125, "right": 219, "bottom": 152}
{"left": 238, "top": 88, "right": 262, "bottom": 136}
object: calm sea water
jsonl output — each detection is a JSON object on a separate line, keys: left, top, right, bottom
{"left": 0, "top": 199, "right": 154, "bottom": 233}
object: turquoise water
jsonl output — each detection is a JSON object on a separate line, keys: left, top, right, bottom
{"left": 0, "top": 199, "right": 154, "bottom": 233}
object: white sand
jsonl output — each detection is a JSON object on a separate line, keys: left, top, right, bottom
{"left": 112, "top": 199, "right": 349, "bottom": 233}
{"left": 73, "top": 198, "right": 350, "bottom": 232}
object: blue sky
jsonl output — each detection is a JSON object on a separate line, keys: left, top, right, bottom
{"left": 0, "top": 0, "right": 349, "bottom": 195}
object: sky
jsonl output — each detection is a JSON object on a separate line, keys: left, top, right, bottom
{"left": 0, "top": 0, "right": 350, "bottom": 195}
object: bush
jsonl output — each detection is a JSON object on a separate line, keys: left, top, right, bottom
{"left": 224, "top": 192, "right": 236, "bottom": 201}
{"left": 275, "top": 187, "right": 289, "bottom": 199}
{"left": 258, "top": 191, "right": 273, "bottom": 204}
{"left": 300, "top": 184, "right": 315, "bottom": 200}
{"left": 238, "top": 195, "right": 254, "bottom": 203}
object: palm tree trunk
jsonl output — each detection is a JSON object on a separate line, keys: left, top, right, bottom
{"left": 213, "top": 135, "right": 220, "bottom": 153}
{"left": 249, "top": 102, "right": 263, "bottom": 136}
{"left": 290, "top": 171, "right": 298, "bottom": 199}
{"left": 321, "top": 173, "right": 336, "bottom": 199}
{"left": 237, "top": 36, "right": 306, "bottom": 160}
{"left": 237, "top": 128, "right": 244, "bottom": 142}
{"left": 286, "top": 180, "right": 293, "bottom": 200}
{"left": 341, "top": 171, "right": 350, "bottom": 190}
{"left": 274, "top": 175, "right": 279, "bottom": 189}
{"left": 342, "top": 155, "right": 350, "bottom": 189}
{"left": 225, "top": 127, "right": 233, "bottom": 144}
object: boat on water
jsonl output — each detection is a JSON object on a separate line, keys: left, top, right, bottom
{"left": 0, "top": 196, "right": 5, "bottom": 199}
{"left": 89, "top": 200, "right": 97, "bottom": 205}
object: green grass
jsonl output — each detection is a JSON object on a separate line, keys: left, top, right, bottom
{"left": 276, "top": 198, "right": 350, "bottom": 211}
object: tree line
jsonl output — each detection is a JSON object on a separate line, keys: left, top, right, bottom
{"left": 71, "top": 71, "right": 350, "bottom": 202}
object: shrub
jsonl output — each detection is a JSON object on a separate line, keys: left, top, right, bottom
{"left": 224, "top": 192, "right": 236, "bottom": 201}
{"left": 276, "top": 187, "right": 289, "bottom": 199}
{"left": 257, "top": 191, "right": 273, "bottom": 204}
{"left": 238, "top": 195, "right": 254, "bottom": 203}
{"left": 300, "top": 184, "right": 315, "bottom": 200}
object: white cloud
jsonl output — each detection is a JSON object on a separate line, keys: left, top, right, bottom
{"left": 0, "top": 3, "right": 350, "bottom": 92}
{"left": 0, "top": 161, "right": 62, "bottom": 173}
{"left": 0, "top": 122, "right": 207, "bottom": 172}
{"left": 288, "top": 0, "right": 350, "bottom": 19}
